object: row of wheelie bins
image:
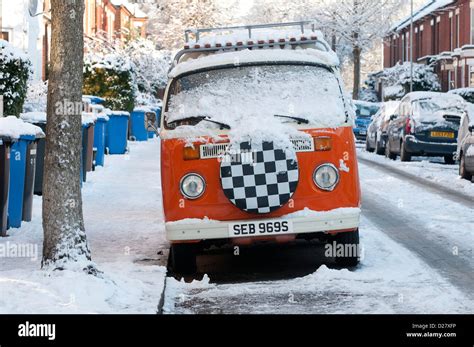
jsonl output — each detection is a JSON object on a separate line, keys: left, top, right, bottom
{"left": 0, "top": 103, "right": 133, "bottom": 235}
{"left": 0, "top": 116, "right": 45, "bottom": 236}
{"left": 129, "top": 105, "right": 161, "bottom": 142}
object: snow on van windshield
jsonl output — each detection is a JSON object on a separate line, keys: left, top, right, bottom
{"left": 166, "top": 64, "right": 347, "bottom": 129}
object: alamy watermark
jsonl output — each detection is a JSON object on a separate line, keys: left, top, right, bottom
{"left": 0, "top": 242, "right": 39, "bottom": 261}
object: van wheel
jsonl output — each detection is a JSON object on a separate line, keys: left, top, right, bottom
{"left": 375, "top": 136, "right": 384, "bottom": 155}
{"left": 400, "top": 141, "right": 411, "bottom": 162}
{"left": 385, "top": 141, "right": 397, "bottom": 160}
{"left": 365, "top": 137, "right": 374, "bottom": 153}
{"left": 460, "top": 152, "right": 473, "bottom": 181}
{"left": 333, "top": 229, "right": 360, "bottom": 268}
{"left": 444, "top": 154, "right": 455, "bottom": 165}
{"left": 170, "top": 243, "right": 197, "bottom": 274}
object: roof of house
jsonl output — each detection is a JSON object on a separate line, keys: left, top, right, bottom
{"left": 391, "top": 0, "right": 454, "bottom": 32}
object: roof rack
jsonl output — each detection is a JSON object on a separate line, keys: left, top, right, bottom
{"left": 172, "top": 21, "right": 329, "bottom": 68}
{"left": 184, "top": 21, "right": 317, "bottom": 43}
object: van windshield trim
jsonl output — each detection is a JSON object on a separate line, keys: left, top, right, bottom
{"left": 164, "top": 61, "right": 350, "bottom": 129}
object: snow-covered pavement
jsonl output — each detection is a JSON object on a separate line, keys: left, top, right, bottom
{"left": 0, "top": 138, "right": 167, "bottom": 314}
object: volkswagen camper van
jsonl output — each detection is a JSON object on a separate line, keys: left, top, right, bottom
{"left": 160, "top": 22, "right": 361, "bottom": 273}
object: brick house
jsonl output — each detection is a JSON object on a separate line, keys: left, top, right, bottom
{"left": 383, "top": 0, "right": 474, "bottom": 92}
{"left": 5, "top": 0, "right": 149, "bottom": 81}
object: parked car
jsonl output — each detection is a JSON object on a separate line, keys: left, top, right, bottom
{"left": 353, "top": 100, "right": 380, "bottom": 141}
{"left": 456, "top": 103, "right": 474, "bottom": 181}
{"left": 160, "top": 22, "right": 361, "bottom": 273}
{"left": 385, "top": 92, "right": 465, "bottom": 163}
{"left": 448, "top": 88, "right": 474, "bottom": 104}
{"left": 366, "top": 101, "right": 400, "bottom": 155}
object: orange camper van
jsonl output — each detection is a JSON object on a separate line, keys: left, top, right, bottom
{"left": 160, "top": 22, "right": 361, "bottom": 273}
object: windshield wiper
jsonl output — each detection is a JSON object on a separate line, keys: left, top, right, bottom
{"left": 274, "top": 114, "right": 309, "bottom": 124}
{"left": 170, "top": 116, "right": 231, "bottom": 129}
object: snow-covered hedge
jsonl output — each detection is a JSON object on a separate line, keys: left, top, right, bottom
{"left": 23, "top": 80, "right": 48, "bottom": 113}
{"left": 0, "top": 40, "right": 32, "bottom": 116}
{"left": 380, "top": 62, "right": 441, "bottom": 101}
{"left": 83, "top": 54, "right": 137, "bottom": 112}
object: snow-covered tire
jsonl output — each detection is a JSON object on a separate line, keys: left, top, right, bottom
{"left": 333, "top": 229, "right": 360, "bottom": 268}
{"left": 444, "top": 154, "right": 455, "bottom": 165}
{"left": 375, "top": 136, "right": 384, "bottom": 155}
{"left": 170, "top": 243, "right": 197, "bottom": 274}
{"left": 400, "top": 141, "right": 411, "bottom": 162}
{"left": 385, "top": 141, "right": 396, "bottom": 160}
{"left": 459, "top": 152, "right": 473, "bottom": 181}
{"left": 365, "top": 138, "right": 374, "bottom": 153}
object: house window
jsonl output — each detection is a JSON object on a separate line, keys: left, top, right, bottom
{"left": 402, "top": 34, "right": 405, "bottom": 61}
{"left": 449, "top": 16, "right": 453, "bottom": 50}
{"left": 456, "top": 14, "right": 460, "bottom": 48}
{"left": 420, "top": 29, "right": 423, "bottom": 57}
{"left": 1, "top": 32, "right": 9, "bottom": 41}
{"left": 471, "top": 8, "right": 474, "bottom": 44}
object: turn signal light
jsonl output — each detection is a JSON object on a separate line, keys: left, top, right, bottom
{"left": 183, "top": 146, "right": 200, "bottom": 160}
{"left": 314, "top": 137, "right": 332, "bottom": 151}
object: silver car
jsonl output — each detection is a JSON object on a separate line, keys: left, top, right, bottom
{"left": 456, "top": 103, "right": 474, "bottom": 181}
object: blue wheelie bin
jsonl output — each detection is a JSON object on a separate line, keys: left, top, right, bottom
{"left": 93, "top": 114, "right": 109, "bottom": 167}
{"left": 147, "top": 111, "right": 157, "bottom": 139}
{"left": 106, "top": 111, "right": 130, "bottom": 155}
{"left": 8, "top": 134, "right": 36, "bottom": 228}
{"left": 130, "top": 109, "right": 149, "bottom": 142}
{"left": 0, "top": 135, "right": 13, "bottom": 236}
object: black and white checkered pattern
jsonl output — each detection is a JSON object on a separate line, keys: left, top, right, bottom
{"left": 220, "top": 141, "right": 299, "bottom": 214}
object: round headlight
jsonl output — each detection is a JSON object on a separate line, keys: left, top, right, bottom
{"left": 180, "top": 173, "right": 206, "bottom": 199}
{"left": 313, "top": 164, "right": 339, "bottom": 191}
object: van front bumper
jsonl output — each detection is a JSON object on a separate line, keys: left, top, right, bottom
{"left": 165, "top": 208, "right": 361, "bottom": 242}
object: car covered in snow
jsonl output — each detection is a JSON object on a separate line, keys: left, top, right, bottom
{"left": 456, "top": 103, "right": 474, "bottom": 181}
{"left": 352, "top": 100, "right": 380, "bottom": 141}
{"left": 448, "top": 88, "right": 474, "bottom": 104}
{"left": 385, "top": 92, "right": 465, "bottom": 163}
{"left": 365, "top": 101, "right": 400, "bottom": 155}
{"left": 160, "top": 22, "right": 361, "bottom": 273}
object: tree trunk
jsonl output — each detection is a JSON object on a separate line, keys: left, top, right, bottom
{"left": 352, "top": 45, "right": 362, "bottom": 100}
{"left": 43, "top": 0, "right": 92, "bottom": 271}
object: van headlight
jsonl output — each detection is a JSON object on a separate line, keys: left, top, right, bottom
{"left": 180, "top": 173, "right": 206, "bottom": 199}
{"left": 313, "top": 164, "right": 339, "bottom": 191}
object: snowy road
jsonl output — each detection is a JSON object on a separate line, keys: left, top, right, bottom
{"left": 163, "top": 148, "right": 474, "bottom": 314}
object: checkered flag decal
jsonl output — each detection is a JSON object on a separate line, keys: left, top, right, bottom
{"left": 220, "top": 141, "right": 299, "bottom": 214}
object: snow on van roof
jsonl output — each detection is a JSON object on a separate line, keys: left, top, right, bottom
{"left": 169, "top": 48, "right": 340, "bottom": 78}
{"left": 186, "top": 28, "right": 324, "bottom": 47}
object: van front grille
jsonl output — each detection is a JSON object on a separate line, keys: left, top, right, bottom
{"left": 200, "top": 138, "right": 314, "bottom": 159}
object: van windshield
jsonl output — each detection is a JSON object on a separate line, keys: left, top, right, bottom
{"left": 165, "top": 64, "right": 347, "bottom": 129}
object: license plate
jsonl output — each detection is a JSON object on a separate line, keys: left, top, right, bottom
{"left": 431, "top": 131, "right": 454, "bottom": 138}
{"left": 228, "top": 220, "right": 293, "bottom": 238}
